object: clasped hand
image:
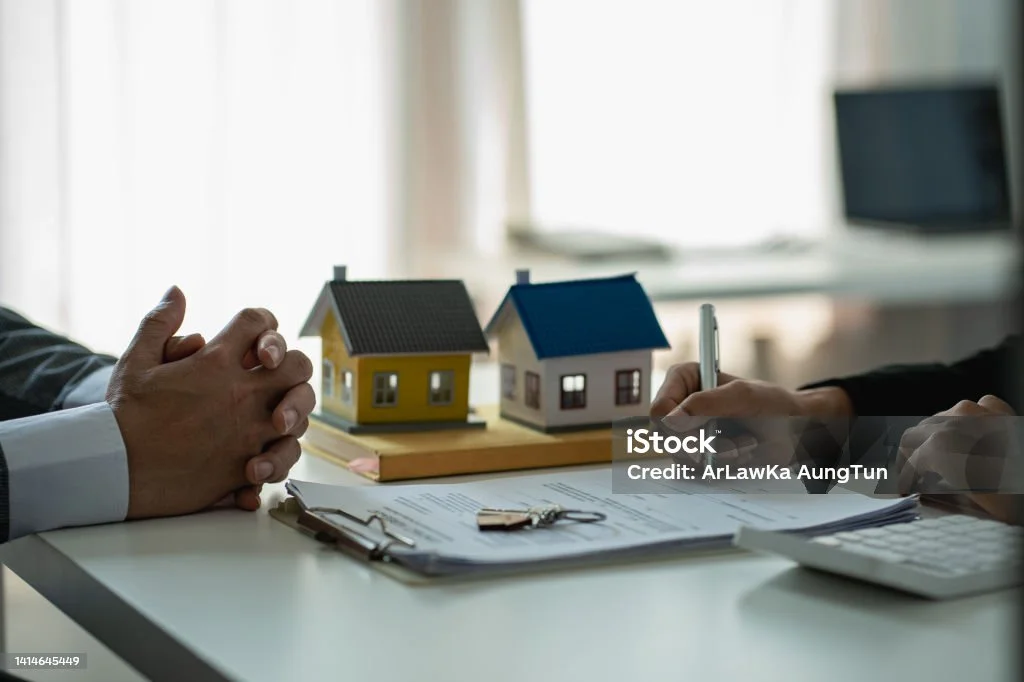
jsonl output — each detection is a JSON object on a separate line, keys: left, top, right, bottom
{"left": 106, "top": 287, "right": 315, "bottom": 519}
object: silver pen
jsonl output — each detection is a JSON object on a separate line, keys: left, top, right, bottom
{"left": 698, "top": 303, "right": 720, "bottom": 466}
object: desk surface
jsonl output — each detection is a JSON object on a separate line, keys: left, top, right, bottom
{"left": 7, "top": 457, "right": 1019, "bottom": 682}
{"left": 3, "top": 368, "right": 1022, "bottom": 682}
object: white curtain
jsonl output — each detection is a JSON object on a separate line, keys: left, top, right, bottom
{"left": 3, "top": 0, "right": 1015, "bottom": 360}
{"left": 0, "top": 0, "right": 391, "bottom": 356}
{"left": 519, "top": 0, "right": 839, "bottom": 248}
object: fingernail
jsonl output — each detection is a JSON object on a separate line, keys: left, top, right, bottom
{"left": 265, "top": 344, "right": 282, "bottom": 367}
{"left": 283, "top": 409, "right": 298, "bottom": 433}
{"left": 255, "top": 461, "right": 274, "bottom": 482}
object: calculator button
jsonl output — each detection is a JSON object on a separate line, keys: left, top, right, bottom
{"left": 811, "top": 536, "right": 843, "bottom": 547}
{"left": 844, "top": 545, "right": 907, "bottom": 563}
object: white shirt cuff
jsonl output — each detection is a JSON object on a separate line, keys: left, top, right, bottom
{"left": 2, "top": 403, "right": 129, "bottom": 539}
{"left": 63, "top": 365, "right": 115, "bottom": 408}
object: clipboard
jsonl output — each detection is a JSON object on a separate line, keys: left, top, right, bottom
{"left": 270, "top": 496, "right": 753, "bottom": 585}
{"left": 269, "top": 473, "right": 920, "bottom": 585}
{"left": 270, "top": 497, "right": 439, "bottom": 584}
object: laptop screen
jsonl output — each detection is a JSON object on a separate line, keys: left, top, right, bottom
{"left": 834, "top": 84, "right": 1011, "bottom": 230}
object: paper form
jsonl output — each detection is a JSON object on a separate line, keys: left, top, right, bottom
{"left": 288, "top": 469, "right": 916, "bottom": 570}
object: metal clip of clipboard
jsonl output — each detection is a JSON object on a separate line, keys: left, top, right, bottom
{"left": 296, "top": 505, "right": 416, "bottom": 562}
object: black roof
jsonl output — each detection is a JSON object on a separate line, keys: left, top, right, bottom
{"left": 329, "top": 280, "right": 489, "bottom": 356}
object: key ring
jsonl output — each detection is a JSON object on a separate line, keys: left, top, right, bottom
{"left": 558, "top": 510, "right": 607, "bottom": 523}
{"left": 528, "top": 505, "right": 607, "bottom": 526}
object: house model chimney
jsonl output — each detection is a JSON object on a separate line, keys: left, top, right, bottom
{"left": 333, "top": 265, "right": 347, "bottom": 281}
{"left": 515, "top": 269, "right": 530, "bottom": 285}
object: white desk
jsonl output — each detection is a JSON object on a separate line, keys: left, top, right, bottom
{"left": 4, "top": 458, "right": 1019, "bottom": 682}
{"left": 2, "top": 368, "right": 1021, "bottom": 682}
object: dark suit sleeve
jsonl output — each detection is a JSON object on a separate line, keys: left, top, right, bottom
{"left": 0, "top": 306, "right": 117, "bottom": 421}
{"left": 0, "top": 307, "right": 124, "bottom": 542}
{"left": 802, "top": 335, "right": 1022, "bottom": 416}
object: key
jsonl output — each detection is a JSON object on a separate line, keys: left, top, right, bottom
{"left": 476, "top": 505, "right": 607, "bottom": 531}
{"left": 477, "top": 509, "right": 535, "bottom": 531}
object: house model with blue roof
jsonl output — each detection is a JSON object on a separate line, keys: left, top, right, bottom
{"left": 484, "top": 271, "right": 670, "bottom": 433}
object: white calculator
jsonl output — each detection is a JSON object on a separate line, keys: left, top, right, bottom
{"left": 734, "top": 515, "right": 1023, "bottom": 599}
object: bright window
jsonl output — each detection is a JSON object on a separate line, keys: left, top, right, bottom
{"left": 560, "top": 374, "right": 586, "bottom": 410}
{"left": 341, "top": 370, "right": 353, "bottom": 404}
{"left": 429, "top": 370, "right": 455, "bottom": 405}
{"left": 521, "top": 0, "right": 834, "bottom": 248}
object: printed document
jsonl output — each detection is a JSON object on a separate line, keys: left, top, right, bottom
{"left": 287, "top": 469, "right": 917, "bottom": 575}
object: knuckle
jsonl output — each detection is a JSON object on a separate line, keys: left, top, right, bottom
{"left": 204, "top": 343, "right": 231, "bottom": 367}
{"left": 287, "top": 393, "right": 315, "bottom": 420}
{"left": 263, "top": 308, "right": 280, "bottom": 330}
{"left": 919, "top": 431, "right": 948, "bottom": 453}
{"left": 238, "top": 307, "right": 268, "bottom": 329}
{"left": 953, "top": 400, "right": 978, "bottom": 413}
{"left": 726, "top": 380, "right": 753, "bottom": 397}
{"left": 898, "top": 429, "right": 920, "bottom": 450}
{"left": 265, "top": 437, "right": 301, "bottom": 474}
{"left": 675, "top": 362, "right": 700, "bottom": 376}
{"left": 650, "top": 397, "right": 672, "bottom": 414}
{"left": 300, "top": 381, "right": 317, "bottom": 402}
{"left": 289, "top": 350, "right": 314, "bottom": 381}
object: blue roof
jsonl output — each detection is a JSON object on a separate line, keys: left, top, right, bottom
{"left": 484, "top": 274, "right": 670, "bottom": 359}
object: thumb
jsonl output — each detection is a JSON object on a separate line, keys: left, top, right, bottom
{"left": 123, "top": 286, "right": 187, "bottom": 369}
{"left": 978, "top": 394, "right": 1017, "bottom": 415}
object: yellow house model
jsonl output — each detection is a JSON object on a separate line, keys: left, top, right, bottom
{"left": 300, "top": 266, "right": 490, "bottom": 434}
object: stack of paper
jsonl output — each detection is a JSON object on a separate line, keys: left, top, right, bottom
{"left": 286, "top": 470, "right": 918, "bottom": 577}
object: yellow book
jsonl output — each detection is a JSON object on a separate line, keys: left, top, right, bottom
{"left": 303, "top": 405, "right": 611, "bottom": 481}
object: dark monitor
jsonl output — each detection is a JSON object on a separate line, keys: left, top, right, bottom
{"left": 834, "top": 83, "right": 1012, "bottom": 232}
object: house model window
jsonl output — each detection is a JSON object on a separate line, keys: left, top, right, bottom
{"left": 501, "top": 364, "right": 516, "bottom": 399}
{"left": 615, "top": 369, "right": 642, "bottom": 405}
{"left": 560, "top": 374, "right": 586, "bottom": 409}
{"left": 341, "top": 370, "right": 353, "bottom": 404}
{"left": 525, "top": 371, "right": 541, "bottom": 409}
{"left": 373, "top": 372, "right": 399, "bottom": 406}
{"left": 322, "top": 359, "right": 335, "bottom": 398}
{"left": 429, "top": 370, "right": 454, "bottom": 405}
